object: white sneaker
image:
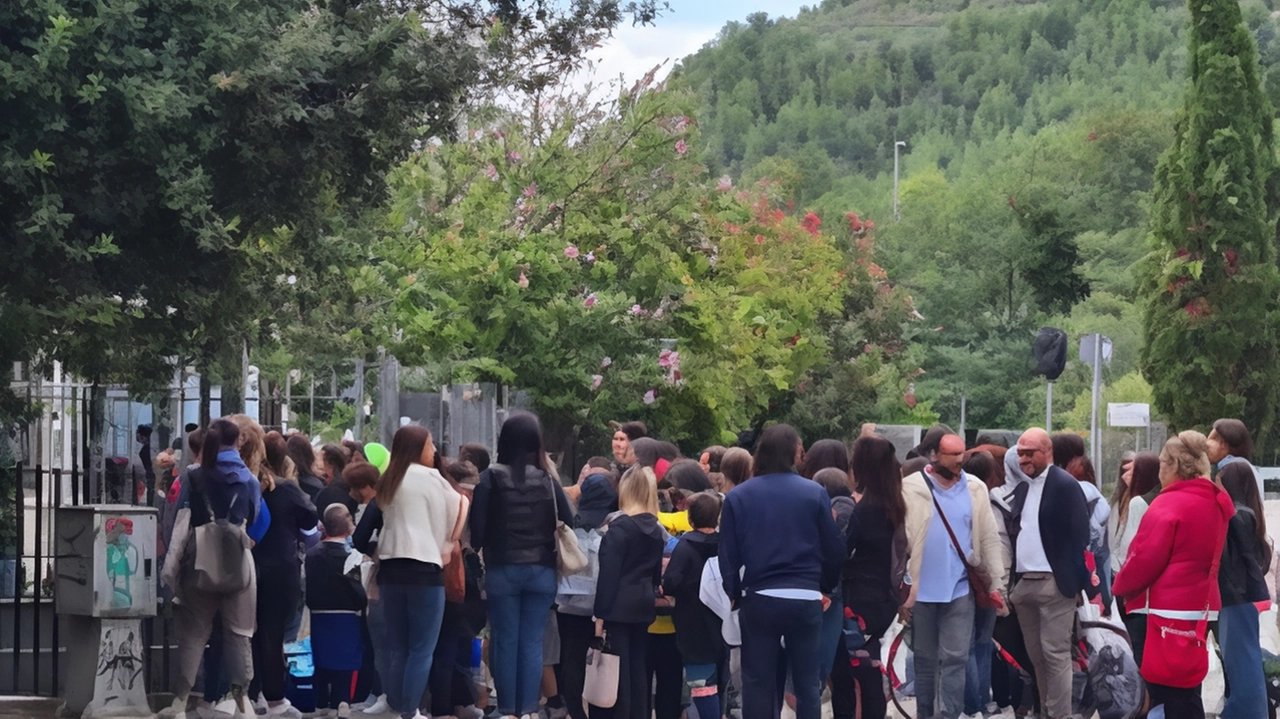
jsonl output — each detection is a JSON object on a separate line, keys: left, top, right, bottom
{"left": 363, "top": 696, "right": 391, "bottom": 715}
{"left": 255, "top": 693, "right": 268, "bottom": 713}
{"left": 337, "top": 703, "right": 352, "bottom": 719}
{"left": 160, "top": 696, "right": 188, "bottom": 719}
{"left": 264, "top": 699, "right": 304, "bottom": 718}
{"left": 210, "top": 694, "right": 240, "bottom": 718}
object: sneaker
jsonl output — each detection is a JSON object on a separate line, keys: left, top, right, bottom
{"left": 255, "top": 693, "right": 269, "bottom": 714}
{"left": 160, "top": 696, "right": 188, "bottom": 719}
{"left": 338, "top": 703, "right": 352, "bottom": 719}
{"left": 210, "top": 695, "right": 243, "bottom": 718}
{"left": 264, "top": 699, "right": 304, "bottom": 719}
{"left": 543, "top": 706, "right": 568, "bottom": 719}
{"left": 364, "top": 696, "right": 392, "bottom": 715}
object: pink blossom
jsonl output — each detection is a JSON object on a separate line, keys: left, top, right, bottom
{"left": 717, "top": 175, "right": 733, "bottom": 192}
{"left": 585, "top": 251, "right": 596, "bottom": 264}
{"left": 517, "top": 271, "right": 529, "bottom": 288}
{"left": 523, "top": 183, "right": 538, "bottom": 198}
{"left": 484, "top": 164, "right": 499, "bottom": 181}
{"left": 591, "top": 374, "right": 604, "bottom": 390}
{"left": 600, "top": 356, "right": 613, "bottom": 369}
{"left": 630, "top": 304, "right": 644, "bottom": 316}
{"left": 675, "top": 140, "right": 688, "bottom": 155}
{"left": 652, "top": 307, "right": 664, "bottom": 320}
{"left": 658, "top": 350, "right": 679, "bottom": 368}
{"left": 584, "top": 293, "right": 597, "bottom": 308}
{"left": 643, "top": 389, "right": 657, "bottom": 405}
{"left": 564, "top": 245, "right": 580, "bottom": 259}
{"left": 507, "top": 151, "right": 522, "bottom": 163}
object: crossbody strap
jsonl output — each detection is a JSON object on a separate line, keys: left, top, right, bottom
{"left": 924, "top": 470, "right": 974, "bottom": 571}
{"left": 1198, "top": 521, "right": 1228, "bottom": 635}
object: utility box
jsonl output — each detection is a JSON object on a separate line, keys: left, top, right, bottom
{"left": 55, "top": 505, "right": 157, "bottom": 618}
{"left": 55, "top": 506, "right": 158, "bottom": 718}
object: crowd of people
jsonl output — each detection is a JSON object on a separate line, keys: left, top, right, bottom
{"left": 150, "top": 410, "right": 1272, "bottom": 719}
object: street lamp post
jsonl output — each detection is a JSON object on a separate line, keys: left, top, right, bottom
{"left": 894, "top": 140, "right": 907, "bottom": 222}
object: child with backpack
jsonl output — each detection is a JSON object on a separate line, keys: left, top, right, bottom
{"left": 306, "top": 504, "right": 368, "bottom": 718}
{"left": 662, "top": 493, "right": 725, "bottom": 719}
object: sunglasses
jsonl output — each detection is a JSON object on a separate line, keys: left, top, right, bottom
{"left": 1015, "top": 448, "right": 1040, "bottom": 457}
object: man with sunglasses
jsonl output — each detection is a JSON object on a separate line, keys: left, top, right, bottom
{"left": 1005, "top": 428, "right": 1095, "bottom": 719}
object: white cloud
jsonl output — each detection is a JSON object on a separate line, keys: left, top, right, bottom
{"left": 567, "top": 21, "right": 719, "bottom": 99}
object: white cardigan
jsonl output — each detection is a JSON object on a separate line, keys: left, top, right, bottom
{"left": 377, "top": 464, "right": 466, "bottom": 568}
{"left": 1106, "top": 496, "right": 1148, "bottom": 573}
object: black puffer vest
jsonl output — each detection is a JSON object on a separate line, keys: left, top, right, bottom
{"left": 484, "top": 464, "right": 557, "bottom": 567}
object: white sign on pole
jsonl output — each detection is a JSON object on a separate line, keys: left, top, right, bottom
{"left": 1107, "top": 402, "right": 1150, "bottom": 428}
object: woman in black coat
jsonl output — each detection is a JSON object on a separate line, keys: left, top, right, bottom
{"left": 591, "top": 466, "right": 665, "bottom": 719}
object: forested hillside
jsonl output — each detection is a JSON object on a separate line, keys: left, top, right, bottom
{"left": 673, "top": 0, "right": 1280, "bottom": 434}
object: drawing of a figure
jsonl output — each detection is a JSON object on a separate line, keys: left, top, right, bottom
{"left": 104, "top": 518, "right": 138, "bottom": 608}
{"left": 96, "top": 628, "right": 143, "bottom": 699}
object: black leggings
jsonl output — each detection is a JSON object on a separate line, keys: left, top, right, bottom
{"left": 647, "top": 632, "right": 684, "bottom": 719}
{"left": 1147, "top": 682, "right": 1204, "bottom": 719}
{"left": 556, "top": 613, "right": 595, "bottom": 719}
{"left": 250, "top": 568, "right": 301, "bottom": 702}
{"left": 589, "top": 622, "right": 649, "bottom": 719}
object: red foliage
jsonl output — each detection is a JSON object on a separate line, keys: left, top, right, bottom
{"left": 1224, "top": 249, "right": 1239, "bottom": 276}
{"left": 846, "top": 212, "right": 864, "bottom": 233}
{"left": 1184, "top": 297, "right": 1212, "bottom": 319}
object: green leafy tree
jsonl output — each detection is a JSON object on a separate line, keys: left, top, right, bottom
{"left": 1139, "top": 0, "right": 1280, "bottom": 442}
{"left": 1, "top": 0, "right": 662, "bottom": 418}
{"left": 380, "top": 88, "right": 854, "bottom": 452}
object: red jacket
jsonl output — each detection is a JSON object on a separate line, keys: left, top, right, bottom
{"left": 1113, "top": 477, "right": 1234, "bottom": 614}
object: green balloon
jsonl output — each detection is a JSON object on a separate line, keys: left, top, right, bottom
{"left": 365, "top": 442, "right": 390, "bottom": 473}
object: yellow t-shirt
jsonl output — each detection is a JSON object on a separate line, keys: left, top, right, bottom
{"left": 649, "top": 511, "right": 689, "bottom": 633}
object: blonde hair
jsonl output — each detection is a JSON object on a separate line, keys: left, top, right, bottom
{"left": 1161, "top": 430, "right": 1211, "bottom": 481}
{"left": 618, "top": 466, "right": 659, "bottom": 516}
{"left": 228, "top": 414, "right": 273, "bottom": 492}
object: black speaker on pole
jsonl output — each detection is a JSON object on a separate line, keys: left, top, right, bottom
{"left": 1033, "top": 327, "right": 1068, "bottom": 380}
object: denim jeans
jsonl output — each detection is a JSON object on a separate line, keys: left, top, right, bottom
{"left": 739, "top": 594, "right": 825, "bottom": 719}
{"left": 963, "top": 606, "right": 996, "bottom": 714}
{"left": 382, "top": 583, "right": 447, "bottom": 718}
{"left": 486, "top": 564, "right": 558, "bottom": 715}
{"left": 912, "top": 593, "right": 975, "bottom": 719}
{"left": 818, "top": 596, "right": 844, "bottom": 678}
{"left": 1219, "top": 602, "right": 1266, "bottom": 719}
{"left": 367, "top": 599, "right": 395, "bottom": 707}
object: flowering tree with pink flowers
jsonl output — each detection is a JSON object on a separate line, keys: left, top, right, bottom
{"left": 380, "top": 86, "right": 907, "bottom": 451}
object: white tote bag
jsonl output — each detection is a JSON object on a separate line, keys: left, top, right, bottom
{"left": 582, "top": 643, "right": 620, "bottom": 709}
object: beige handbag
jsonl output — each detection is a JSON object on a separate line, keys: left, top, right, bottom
{"left": 556, "top": 521, "right": 589, "bottom": 576}
{"left": 581, "top": 635, "right": 620, "bottom": 709}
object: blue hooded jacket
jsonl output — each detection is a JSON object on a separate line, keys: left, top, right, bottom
{"left": 185, "top": 449, "right": 270, "bottom": 542}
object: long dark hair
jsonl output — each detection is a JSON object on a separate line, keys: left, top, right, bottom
{"left": 631, "top": 437, "right": 681, "bottom": 469}
{"left": 753, "top": 424, "right": 802, "bottom": 476}
{"left": 286, "top": 435, "right": 317, "bottom": 478}
{"left": 803, "top": 439, "right": 850, "bottom": 479}
{"left": 963, "top": 451, "right": 1000, "bottom": 490}
{"left": 378, "top": 425, "right": 432, "bottom": 507}
{"left": 201, "top": 418, "right": 240, "bottom": 469}
{"left": 496, "top": 411, "right": 552, "bottom": 483}
{"left": 1109, "top": 451, "right": 1137, "bottom": 510}
{"left": 1115, "top": 451, "right": 1161, "bottom": 526}
{"left": 264, "top": 431, "right": 294, "bottom": 480}
{"left": 851, "top": 435, "right": 905, "bottom": 528}
{"left": 664, "top": 460, "right": 713, "bottom": 493}
{"left": 1219, "top": 462, "right": 1272, "bottom": 569}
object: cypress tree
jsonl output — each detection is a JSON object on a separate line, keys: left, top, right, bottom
{"left": 1140, "top": 0, "right": 1280, "bottom": 445}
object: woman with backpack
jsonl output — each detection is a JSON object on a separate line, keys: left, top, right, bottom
{"left": 162, "top": 418, "right": 264, "bottom": 719}
{"left": 354, "top": 425, "right": 466, "bottom": 719}
{"left": 470, "top": 412, "right": 573, "bottom": 719}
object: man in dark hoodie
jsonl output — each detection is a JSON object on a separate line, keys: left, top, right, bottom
{"left": 662, "top": 492, "right": 725, "bottom": 719}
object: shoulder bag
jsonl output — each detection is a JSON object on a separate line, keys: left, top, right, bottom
{"left": 189, "top": 470, "right": 253, "bottom": 594}
{"left": 1141, "top": 529, "right": 1226, "bottom": 688}
{"left": 926, "top": 473, "right": 996, "bottom": 609}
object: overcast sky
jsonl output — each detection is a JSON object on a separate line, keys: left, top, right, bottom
{"left": 568, "top": 0, "right": 811, "bottom": 94}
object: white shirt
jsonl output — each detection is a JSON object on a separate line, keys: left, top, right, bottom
{"left": 1016, "top": 466, "right": 1052, "bottom": 573}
